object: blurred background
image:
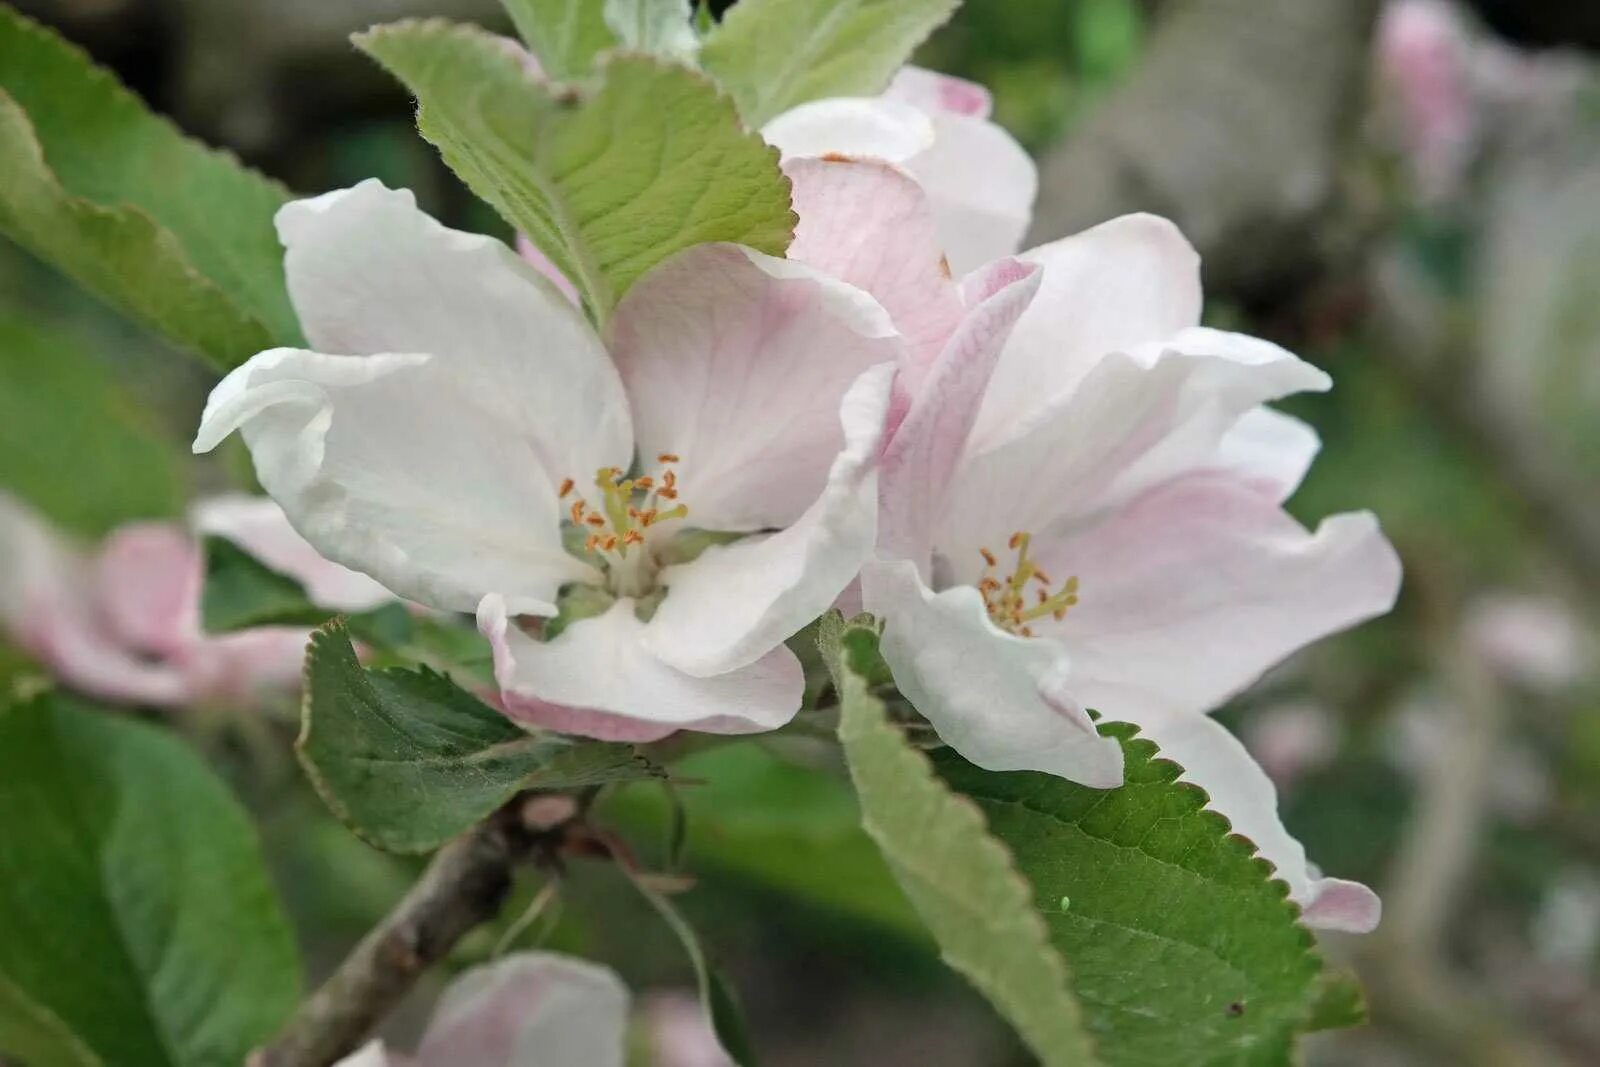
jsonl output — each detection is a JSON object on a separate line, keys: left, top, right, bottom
{"left": 2, "top": 0, "right": 1598, "bottom": 1063}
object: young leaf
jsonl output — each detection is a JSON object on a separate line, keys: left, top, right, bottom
{"left": 300, "top": 623, "right": 660, "bottom": 853}
{"left": 0, "top": 312, "right": 183, "bottom": 536}
{"left": 700, "top": 0, "right": 960, "bottom": 126}
{"left": 936, "top": 727, "right": 1336, "bottom": 1063}
{"left": 0, "top": 7, "right": 299, "bottom": 368}
{"left": 828, "top": 623, "right": 1103, "bottom": 1067}
{"left": 0, "top": 696, "right": 300, "bottom": 1067}
{"left": 604, "top": 0, "right": 700, "bottom": 60}
{"left": 499, "top": 0, "right": 617, "bottom": 81}
{"left": 355, "top": 20, "right": 795, "bottom": 321}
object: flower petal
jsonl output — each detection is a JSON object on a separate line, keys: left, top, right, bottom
{"left": 277, "top": 179, "right": 631, "bottom": 486}
{"left": 786, "top": 156, "right": 964, "bottom": 371}
{"left": 879, "top": 259, "right": 1042, "bottom": 568}
{"left": 608, "top": 245, "right": 900, "bottom": 531}
{"left": 190, "top": 494, "right": 394, "bottom": 612}
{"left": 884, "top": 66, "right": 993, "bottom": 119}
{"left": 860, "top": 558, "right": 1125, "bottom": 787}
{"left": 1026, "top": 472, "right": 1401, "bottom": 721}
{"left": 970, "top": 214, "right": 1203, "bottom": 452}
{"left": 1131, "top": 707, "right": 1380, "bottom": 932}
{"left": 762, "top": 97, "right": 934, "bottom": 164}
{"left": 939, "top": 329, "right": 1332, "bottom": 568}
{"left": 644, "top": 363, "right": 894, "bottom": 677}
{"left": 94, "top": 522, "right": 201, "bottom": 657}
{"left": 515, "top": 233, "right": 580, "bottom": 305}
{"left": 479, "top": 596, "right": 803, "bottom": 742}
{"left": 902, "top": 110, "right": 1036, "bottom": 276}
{"left": 1215, "top": 407, "right": 1322, "bottom": 504}
{"left": 195, "top": 348, "right": 592, "bottom": 617}
{"left": 332, "top": 1041, "right": 397, "bottom": 1067}
{"left": 414, "top": 952, "right": 629, "bottom": 1067}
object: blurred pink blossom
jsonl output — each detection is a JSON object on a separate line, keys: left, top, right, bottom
{"left": 1465, "top": 592, "right": 1591, "bottom": 691}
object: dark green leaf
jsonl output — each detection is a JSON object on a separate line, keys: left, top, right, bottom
{"left": 0, "top": 7, "right": 299, "bottom": 368}
{"left": 0, "top": 696, "right": 300, "bottom": 1067}
{"left": 355, "top": 20, "right": 794, "bottom": 322}
{"left": 300, "top": 623, "right": 659, "bottom": 853}
{"left": 201, "top": 535, "right": 329, "bottom": 632}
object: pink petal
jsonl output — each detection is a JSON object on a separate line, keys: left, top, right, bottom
{"left": 478, "top": 596, "right": 803, "bottom": 742}
{"left": 515, "top": 233, "right": 580, "bottom": 305}
{"left": 93, "top": 521, "right": 202, "bottom": 657}
{"left": 901, "top": 110, "right": 1036, "bottom": 276}
{"left": 786, "top": 156, "right": 964, "bottom": 371}
{"left": 608, "top": 244, "right": 901, "bottom": 532}
{"left": 884, "top": 66, "right": 994, "bottom": 119}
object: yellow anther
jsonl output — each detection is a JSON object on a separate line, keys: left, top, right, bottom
{"left": 977, "top": 533, "right": 1080, "bottom": 635}
{"left": 558, "top": 477, "right": 575, "bottom": 498}
{"left": 658, "top": 453, "right": 680, "bottom": 464}
{"left": 559, "top": 455, "right": 692, "bottom": 564}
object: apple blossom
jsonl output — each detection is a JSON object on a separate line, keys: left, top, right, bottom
{"left": 193, "top": 180, "right": 899, "bottom": 742}
{"left": 784, "top": 151, "right": 1401, "bottom": 932}
{"left": 0, "top": 491, "right": 388, "bottom": 709}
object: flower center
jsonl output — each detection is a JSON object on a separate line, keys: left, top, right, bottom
{"left": 976, "top": 531, "right": 1079, "bottom": 637}
{"left": 559, "top": 454, "right": 690, "bottom": 599}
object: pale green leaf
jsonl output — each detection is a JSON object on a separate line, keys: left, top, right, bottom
{"left": 700, "top": 0, "right": 960, "bottom": 126}
{"left": 500, "top": 0, "right": 617, "bottom": 81}
{"left": 828, "top": 623, "right": 1102, "bottom": 1067}
{"left": 0, "top": 7, "right": 299, "bottom": 368}
{"left": 300, "top": 623, "right": 660, "bottom": 853}
{"left": 0, "top": 311, "right": 183, "bottom": 536}
{"left": 355, "top": 19, "right": 794, "bottom": 321}
{"left": 0, "top": 696, "right": 300, "bottom": 1067}
{"left": 604, "top": 0, "right": 700, "bottom": 60}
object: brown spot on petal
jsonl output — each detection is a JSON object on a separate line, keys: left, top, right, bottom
{"left": 938, "top": 254, "right": 952, "bottom": 279}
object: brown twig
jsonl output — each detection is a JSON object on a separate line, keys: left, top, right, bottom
{"left": 249, "top": 800, "right": 555, "bottom": 1067}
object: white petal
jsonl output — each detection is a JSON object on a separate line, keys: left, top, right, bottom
{"left": 479, "top": 596, "right": 803, "bottom": 742}
{"left": 1215, "top": 407, "right": 1322, "bottom": 503}
{"left": 415, "top": 952, "right": 629, "bottom": 1067}
{"left": 971, "top": 214, "right": 1202, "bottom": 452}
{"left": 332, "top": 1040, "right": 395, "bottom": 1067}
{"left": 277, "top": 180, "right": 631, "bottom": 486}
{"left": 903, "top": 111, "right": 1037, "bottom": 277}
{"left": 1132, "top": 708, "right": 1380, "bottom": 933}
{"left": 190, "top": 494, "right": 395, "bottom": 611}
{"left": 762, "top": 97, "right": 934, "bottom": 165}
{"left": 884, "top": 66, "right": 993, "bottom": 119}
{"left": 860, "top": 559, "right": 1124, "bottom": 787}
{"left": 940, "top": 330, "right": 1332, "bottom": 565}
{"left": 195, "top": 348, "right": 592, "bottom": 617}
{"left": 1027, "top": 474, "right": 1401, "bottom": 724}
{"left": 608, "top": 244, "right": 900, "bottom": 531}
{"left": 644, "top": 363, "right": 894, "bottom": 676}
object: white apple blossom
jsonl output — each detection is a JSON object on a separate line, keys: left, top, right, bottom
{"left": 778, "top": 131, "right": 1401, "bottom": 931}
{"left": 194, "top": 181, "right": 898, "bottom": 742}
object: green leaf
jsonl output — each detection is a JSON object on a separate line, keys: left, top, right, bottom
{"left": 828, "top": 624, "right": 1102, "bottom": 1067}
{"left": 700, "top": 0, "right": 960, "bottom": 126}
{"left": 936, "top": 727, "right": 1336, "bottom": 1064}
{"left": 1304, "top": 970, "right": 1367, "bottom": 1033}
{"left": 0, "top": 696, "right": 300, "bottom": 1067}
{"left": 200, "top": 535, "right": 330, "bottom": 632}
{"left": 499, "top": 0, "right": 617, "bottom": 81}
{"left": 0, "top": 7, "right": 299, "bottom": 368}
{"left": 604, "top": 0, "right": 700, "bottom": 60}
{"left": 300, "top": 623, "right": 660, "bottom": 853}
{"left": 0, "top": 311, "right": 183, "bottom": 536}
{"left": 355, "top": 20, "right": 794, "bottom": 322}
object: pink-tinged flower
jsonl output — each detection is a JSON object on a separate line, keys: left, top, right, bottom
{"left": 194, "top": 181, "right": 899, "bottom": 743}
{"left": 1464, "top": 592, "right": 1591, "bottom": 692}
{"left": 762, "top": 66, "right": 1037, "bottom": 278}
{"left": 786, "top": 157, "right": 1401, "bottom": 932}
{"left": 0, "top": 492, "right": 388, "bottom": 710}
{"left": 338, "top": 952, "right": 631, "bottom": 1067}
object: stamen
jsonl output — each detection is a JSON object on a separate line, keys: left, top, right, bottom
{"left": 558, "top": 455, "right": 693, "bottom": 567}
{"left": 657, "top": 453, "right": 680, "bottom": 464}
{"left": 976, "top": 533, "right": 1080, "bottom": 636}
{"left": 558, "top": 477, "right": 574, "bottom": 498}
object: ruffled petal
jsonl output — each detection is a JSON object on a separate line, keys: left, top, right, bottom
{"left": 860, "top": 559, "right": 1124, "bottom": 787}
{"left": 1025, "top": 472, "right": 1401, "bottom": 722}
{"left": 786, "top": 156, "right": 964, "bottom": 371}
{"left": 938, "top": 330, "right": 1332, "bottom": 567}
{"left": 195, "top": 348, "right": 594, "bottom": 617}
{"left": 277, "top": 180, "right": 631, "bottom": 486}
{"left": 190, "top": 494, "right": 394, "bottom": 612}
{"left": 879, "top": 259, "right": 1042, "bottom": 568}
{"left": 608, "top": 244, "right": 900, "bottom": 531}
{"left": 1215, "top": 407, "right": 1322, "bottom": 504}
{"left": 1132, "top": 708, "right": 1381, "bottom": 933}
{"left": 415, "top": 953, "right": 629, "bottom": 1067}
{"left": 761, "top": 97, "right": 934, "bottom": 164}
{"left": 94, "top": 522, "right": 201, "bottom": 657}
{"left": 884, "top": 66, "right": 993, "bottom": 119}
{"left": 971, "top": 214, "right": 1202, "bottom": 452}
{"left": 643, "top": 364, "right": 894, "bottom": 676}
{"left": 479, "top": 596, "right": 803, "bottom": 742}
{"left": 901, "top": 111, "right": 1036, "bottom": 277}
